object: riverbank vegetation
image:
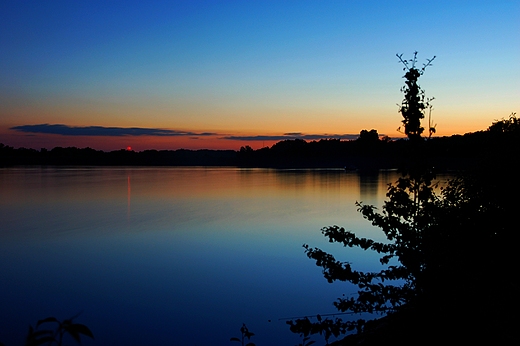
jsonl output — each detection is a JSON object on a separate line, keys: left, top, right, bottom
{"left": 287, "top": 53, "right": 519, "bottom": 345}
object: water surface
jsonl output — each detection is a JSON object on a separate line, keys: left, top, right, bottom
{"left": 0, "top": 167, "right": 423, "bottom": 345}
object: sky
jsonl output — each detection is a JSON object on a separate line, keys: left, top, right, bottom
{"left": 1, "top": 0, "right": 519, "bottom": 151}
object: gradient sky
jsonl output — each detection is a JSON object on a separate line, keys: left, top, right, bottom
{"left": 1, "top": 0, "right": 518, "bottom": 151}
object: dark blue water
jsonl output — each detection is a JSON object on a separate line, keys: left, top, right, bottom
{"left": 0, "top": 167, "right": 411, "bottom": 345}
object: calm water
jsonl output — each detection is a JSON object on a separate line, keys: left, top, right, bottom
{"left": 0, "top": 167, "right": 433, "bottom": 345}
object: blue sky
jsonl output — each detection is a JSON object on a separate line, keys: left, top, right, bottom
{"left": 1, "top": 1, "right": 518, "bottom": 150}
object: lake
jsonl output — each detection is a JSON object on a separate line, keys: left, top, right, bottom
{"left": 0, "top": 167, "right": 445, "bottom": 345}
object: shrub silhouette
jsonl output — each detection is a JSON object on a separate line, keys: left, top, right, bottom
{"left": 289, "top": 53, "right": 517, "bottom": 344}
{"left": 25, "top": 314, "right": 94, "bottom": 346}
{"left": 0, "top": 314, "right": 93, "bottom": 346}
{"left": 230, "top": 324, "right": 255, "bottom": 346}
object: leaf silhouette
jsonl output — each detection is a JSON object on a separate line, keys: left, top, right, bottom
{"left": 64, "top": 323, "right": 95, "bottom": 342}
{"left": 25, "top": 315, "right": 94, "bottom": 346}
{"left": 36, "top": 317, "right": 58, "bottom": 327}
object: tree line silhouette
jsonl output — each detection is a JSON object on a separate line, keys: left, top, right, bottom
{"left": 1, "top": 118, "right": 518, "bottom": 169}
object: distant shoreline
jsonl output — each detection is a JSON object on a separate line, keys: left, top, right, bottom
{"left": 1, "top": 128, "right": 518, "bottom": 171}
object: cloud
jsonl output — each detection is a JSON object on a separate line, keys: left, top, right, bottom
{"left": 222, "top": 133, "right": 360, "bottom": 141}
{"left": 10, "top": 124, "right": 217, "bottom": 137}
{"left": 10, "top": 124, "right": 377, "bottom": 142}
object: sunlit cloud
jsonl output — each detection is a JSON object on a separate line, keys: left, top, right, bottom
{"left": 10, "top": 124, "right": 217, "bottom": 137}
{"left": 222, "top": 132, "right": 360, "bottom": 141}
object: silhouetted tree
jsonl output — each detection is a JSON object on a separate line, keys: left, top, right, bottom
{"left": 357, "top": 129, "right": 379, "bottom": 143}
{"left": 289, "top": 54, "right": 517, "bottom": 344}
{"left": 240, "top": 145, "right": 254, "bottom": 153}
{"left": 396, "top": 52, "right": 435, "bottom": 141}
{"left": 488, "top": 112, "right": 519, "bottom": 133}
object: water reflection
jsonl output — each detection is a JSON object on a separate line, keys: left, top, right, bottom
{"left": 0, "top": 167, "right": 411, "bottom": 345}
{"left": 127, "top": 175, "right": 131, "bottom": 220}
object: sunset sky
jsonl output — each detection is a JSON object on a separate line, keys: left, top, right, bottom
{"left": 1, "top": 1, "right": 518, "bottom": 151}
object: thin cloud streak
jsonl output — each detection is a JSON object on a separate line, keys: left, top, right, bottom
{"left": 223, "top": 133, "right": 361, "bottom": 141}
{"left": 10, "top": 124, "right": 217, "bottom": 137}
{"left": 10, "top": 124, "right": 371, "bottom": 144}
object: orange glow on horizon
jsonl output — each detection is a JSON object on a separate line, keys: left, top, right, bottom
{"left": 0, "top": 113, "right": 501, "bottom": 152}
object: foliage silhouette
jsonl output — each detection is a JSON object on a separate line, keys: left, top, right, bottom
{"left": 230, "top": 324, "right": 255, "bottom": 346}
{"left": 287, "top": 315, "right": 362, "bottom": 345}
{"left": 396, "top": 51, "right": 435, "bottom": 141}
{"left": 22, "top": 314, "right": 93, "bottom": 346}
{"left": 356, "top": 130, "right": 379, "bottom": 144}
{"left": 488, "top": 112, "right": 518, "bottom": 134}
{"left": 296, "top": 334, "right": 316, "bottom": 346}
{"left": 288, "top": 54, "right": 518, "bottom": 344}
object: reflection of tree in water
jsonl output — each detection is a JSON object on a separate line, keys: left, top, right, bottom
{"left": 358, "top": 171, "right": 401, "bottom": 206}
{"left": 358, "top": 172, "right": 379, "bottom": 202}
